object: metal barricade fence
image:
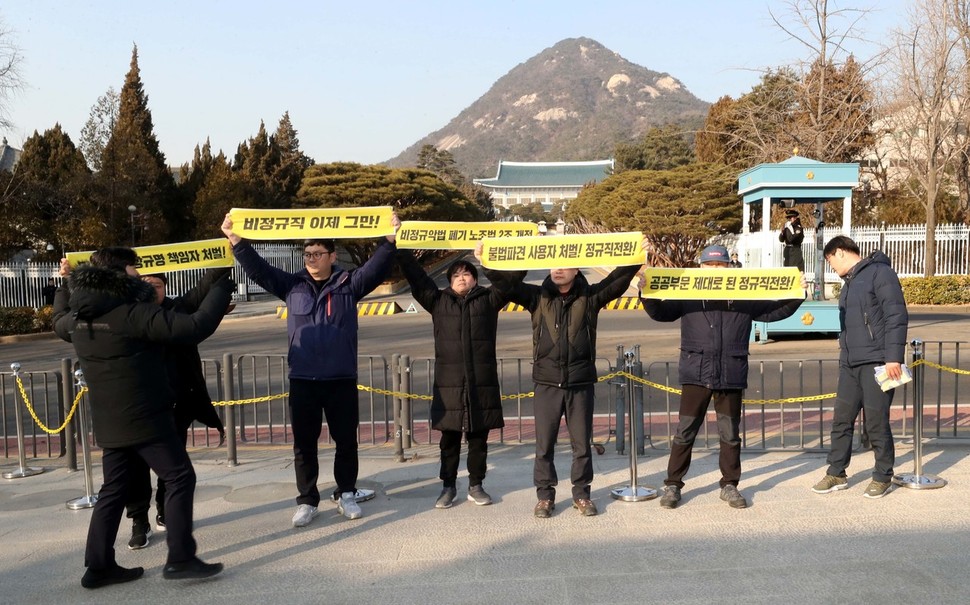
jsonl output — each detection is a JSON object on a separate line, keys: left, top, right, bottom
{"left": 3, "top": 341, "right": 968, "bottom": 467}
{"left": 1, "top": 369, "right": 66, "bottom": 459}
{"left": 405, "top": 356, "right": 618, "bottom": 446}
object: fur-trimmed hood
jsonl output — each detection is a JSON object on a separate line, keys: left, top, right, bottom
{"left": 68, "top": 265, "right": 156, "bottom": 320}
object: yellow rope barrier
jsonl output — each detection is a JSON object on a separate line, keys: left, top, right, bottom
{"left": 15, "top": 376, "right": 85, "bottom": 435}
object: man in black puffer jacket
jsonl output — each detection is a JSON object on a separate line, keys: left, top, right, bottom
{"left": 398, "top": 251, "right": 511, "bottom": 509}
{"left": 812, "top": 236, "right": 908, "bottom": 499}
{"left": 124, "top": 270, "right": 231, "bottom": 549}
{"left": 481, "top": 241, "right": 645, "bottom": 519}
{"left": 53, "top": 247, "right": 232, "bottom": 589}
{"left": 641, "top": 245, "right": 805, "bottom": 510}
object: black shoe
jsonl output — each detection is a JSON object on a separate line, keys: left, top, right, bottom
{"left": 81, "top": 564, "right": 144, "bottom": 589}
{"left": 127, "top": 522, "right": 152, "bottom": 550}
{"left": 162, "top": 557, "right": 224, "bottom": 580}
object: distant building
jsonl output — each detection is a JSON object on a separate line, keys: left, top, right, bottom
{"left": 474, "top": 159, "right": 614, "bottom": 211}
{"left": 0, "top": 138, "right": 21, "bottom": 172}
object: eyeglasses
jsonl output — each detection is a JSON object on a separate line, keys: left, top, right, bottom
{"left": 303, "top": 251, "right": 331, "bottom": 260}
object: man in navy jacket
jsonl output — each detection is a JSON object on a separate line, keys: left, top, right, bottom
{"left": 812, "top": 236, "right": 908, "bottom": 499}
{"left": 221, "top": 213, "right": 398, "bottom": 527}
{"left": 641, "top": 244, "right": 805, "bottom": 509}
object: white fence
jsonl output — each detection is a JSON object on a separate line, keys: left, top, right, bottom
{"left": 0, "top": 242, "right": 305, "bottom": 309}
{"left": 2, "top": 224, "right": 968, "bottom": 310}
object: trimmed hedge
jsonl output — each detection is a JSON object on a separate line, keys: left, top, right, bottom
{"left": 830, "top": 276, "right": 970, "bottom": 305}
{"left": 0, "top": 305, "right": 54, "bottom": 336}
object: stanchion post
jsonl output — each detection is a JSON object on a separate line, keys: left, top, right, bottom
{"left": 893, "top": 338, "right": 946, "bottom": 489}
{"left": 633, "top": 345, "right": 645, "bottom": 454}
{"left": 66, "top": 370, "right": 98, "bottom": 509}
{"left": 401, "top": 354, "right": 412, "bottom": 449}
{"left": 614, "top": 345, "right": 626, "bottom": 454}
{"left": 2, "top": 363, "right": 45, "bottom": 479}
{"left": 391, "top": 354, "right": 404, "bottom": 462}
{"left": 61, "top": 358, "right": 77, "bottom": 471}
{"left": 222, "top": 353, "right": 238, "bottom": 467}
{"left": 610, "top": 350, "right": 657, "bottom": 502}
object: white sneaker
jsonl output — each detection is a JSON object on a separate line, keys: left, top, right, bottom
{"left": 291, "top": 504, "right": 318, "bottom": 527}
{"left": 337, "top": 492, "right": 363, "bottom": 520}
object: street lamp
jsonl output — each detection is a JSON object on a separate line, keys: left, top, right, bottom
{"left": 127, "top": 205, "right": 137, "bottom": 245}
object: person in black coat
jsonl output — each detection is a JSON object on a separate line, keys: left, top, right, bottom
{"left": 53, "top": 247, "right": 232, "bottom": 589}
{"left": 811, "top": 236, "right": 908, "bottom": 499}
{"left": 124, "top": 270, "right": 231, "bottom": 549}
{"left": 398, "top": 251, "right": 510, "bottom": 509}
{"left": 779, "top": 209, "right": 805, "bottom": 271}
{"left": 481, "top": 240, "right": 645, "bottom": 519}
{"left": 641, "top": 244, "right": 805, "bottom": 510}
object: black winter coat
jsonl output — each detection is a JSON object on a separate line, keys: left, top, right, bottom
{"left": 837, "top": 251, "right": 908, "bottom": 367}
{"left": 53, "top": 266, "right": 232, "bottom": 448}
{"left": 163, "top": 268, "right": 232, "bottom": 438}
{"left": 487, "top": 265, "right": 640, "bottom": 388}
{"left": 643, "top": 296, "right": 803, "bottom": 390}
{"left": 399, "top": 252, "right": 507, "bottom": 433}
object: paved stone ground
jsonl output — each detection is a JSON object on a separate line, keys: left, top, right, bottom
{"left": 2, "top": 441, "right": 968, "bottom": 604}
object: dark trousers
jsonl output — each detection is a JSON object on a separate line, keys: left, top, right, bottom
{"left": 665, "top": 385, "right": 743, "bottom": 489}
{"left": 439, "top": 429, "right": 490, "bottom": 488}
{"left": 289, "top": 378, "right": 359, "bottom": 507}
{"left": 533, "top": 383, "right": 594, "bottom": 501}
{"left": 85, "top": 431, "right": 197, "bottom": 570}
{"left": 126, "top": 418, "right": 192, "bottom": 522}
{"left": 783, "top": 246, "right": 805, "bottom": 272}
{"left": 826, "top": 363, "right": 896, "bottom": 482}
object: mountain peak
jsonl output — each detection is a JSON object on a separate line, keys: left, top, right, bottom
{"left": 387, "top": 38, "right": 709, "bottom": 177}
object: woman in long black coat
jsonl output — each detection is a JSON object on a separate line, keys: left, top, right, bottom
{"left": 398, "top": 251, "right": 510, "bottom": 509}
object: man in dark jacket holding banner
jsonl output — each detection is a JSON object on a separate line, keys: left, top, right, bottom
{"left": 221, "top": 213, "right": 398, "bottom": 527}
{"left": 481, "top": 240, "right": 644, "bottom": 518}
{"left": 398, "top": 250, "right": 511, "bottom": 509}
{"left": 812, "top": 236, "right": 908, "bottom": 499}
{"left": 641, "top": 244, "right": 805, "bottom": 509}
{"left": 124, "top": 269, "right": 230, "bottom": 549}
{"left": 53, "top": 247, "right": 232, "bottom": 588}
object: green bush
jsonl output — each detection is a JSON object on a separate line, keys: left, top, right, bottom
{"left": 900, "top": 275, "right": 970, "bottom": 305}
{"left": 0, "top": 307, "right": 39, "bottom": 336}
{"left": 34, "top": 305, "right": 54, "bottom": 332}
{"left": 830, "top": 276, "right": 970, "bottom": 305}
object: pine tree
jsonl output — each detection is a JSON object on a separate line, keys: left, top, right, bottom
{"left": 97, "top": 45, "right": 181, "bottom": 244}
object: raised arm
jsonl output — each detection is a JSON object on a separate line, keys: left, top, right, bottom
{"left": 397, "top": 249, "right": 440, "bottom": 312}
{"left": 221, "top": 213, "right": 297, "bottom": 300}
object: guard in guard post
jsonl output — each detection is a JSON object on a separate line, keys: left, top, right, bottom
{"left": 779, "top": 209, "right": 805, "bottom": 271}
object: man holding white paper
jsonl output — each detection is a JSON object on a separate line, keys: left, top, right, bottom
{"left": 812, "top": 236, "right": 908, "bottom": 499}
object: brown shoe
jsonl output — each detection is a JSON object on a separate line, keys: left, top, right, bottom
{"left": 572, "top": 498, "right": 598, "bottom": 516}
{"left": 533, "top": 499, "right": 555, "bottom": 518}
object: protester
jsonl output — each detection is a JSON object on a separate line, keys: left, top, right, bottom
{"left": 812, "top": 236, "right": 908, "bottom": 499}
{"left": 480, "top": 240, "right": 645, "bottom": 518}
{"left": 53, "top": 247, "right": 232, "bottom": 588}
{"left": 398, "top": 250, "right": 510, "bottom": 509}
{"left": 221, "top": 213, "right": 398, "bottom": 527}
{"left": 641, "top": 244, "right": 805, "bottom": 509}
{"left": 779, "top": 209, "right": 805, "bottom": 271}
{"left": 124, "top": 270, "right": 231, "bottom": 549}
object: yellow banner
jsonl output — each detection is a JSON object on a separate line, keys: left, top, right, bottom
{"left": 480, "top": 232, "right": 645, "bottom": 270}
{"left": 641, "top": 267, "right": 803, "bottom": 300}
{"left": 229, "top": 206, "right": 394, "bottom": 239}
{"left": 66, "top": 239, "right": 234, "bottom": 272}
{"left": 397, "top": 221, "right": 539, "bottom": 250}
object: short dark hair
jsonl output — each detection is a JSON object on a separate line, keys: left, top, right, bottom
{"left": 446, "top": 260, "right": 478, "bottom": 282}
{"left": 89, "top": 247, "right": 138, "bottom": 272}
{"left": 823, "top": 235, "right": 860, "bottom": 257}
{"left": 304, "top": 239, "right": 335, "bottom": 253}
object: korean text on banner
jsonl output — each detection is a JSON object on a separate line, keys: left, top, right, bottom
{"left": 229, "top": 206, "right": 394, "bottom": 239}
{"left": 66, "top": 238, "right": 234, "bottom": 272}
{"left": 397, "top": 221, "right": 539, "bottom": 250}
{"left": 641, "top": 267, "right": 803, "bottom": 301}
{"left": 480, "top": 232, "right": 645, "bottom": 270}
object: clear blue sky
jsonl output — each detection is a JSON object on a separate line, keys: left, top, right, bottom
{"left": 1, "top": 1, "right": 906, "bottom": 167}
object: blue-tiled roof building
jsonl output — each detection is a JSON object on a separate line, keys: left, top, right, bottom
{"left": 474, "top": 159, "right": 613, "bottom": 211}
